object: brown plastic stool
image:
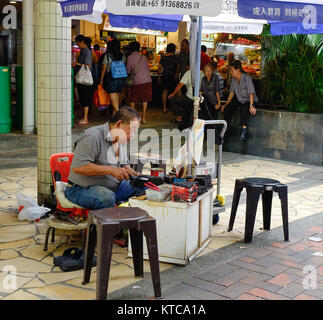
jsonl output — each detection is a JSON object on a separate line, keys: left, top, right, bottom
{"left": 82, "top": 207, "right": 162, "bottom": 300}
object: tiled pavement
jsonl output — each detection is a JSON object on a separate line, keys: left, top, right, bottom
{"left": 162, "top": 222, "right": 323, "bottom": 301}
{"left": 0, "top": 112, "right": 322, "bottom": 300}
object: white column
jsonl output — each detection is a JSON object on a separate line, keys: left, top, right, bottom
{"left": 22, "top": 0, "right": 35, "bottom": 134}
{"left": 36, "top": 0, "right": 72, "bottom": 206}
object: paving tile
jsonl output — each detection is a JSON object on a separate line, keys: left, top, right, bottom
{"left": 294, "top": 293, "right": 320, "bottom": 300}
{"left": 217, "top": 282, "right": 253, "bottom": 299}
{"left": 207, "top": 264, "right": 240, "bottom": 277}
{"left": 267, "top": 273, "right": 296, "bottom": 287}
{"left": 303, "top": 289, "right": 323, "bottom": 300}
{"left": 227, "top": 260, "right": 266, "bottom": 273}
{"left": 212, "top": 268, "right": 251, "bottom": 287}
{"left": 271, "top": 242, "right": 290, "bottom": 249}
{"left": 239, "top": 272, "right": 272, "bottom": 285}
{"left": 38, "top": 269, "right": 85, "bottom": 286}
{"left": 239, "top": 257, "right": 256, "bottom": 263}
{"left": 237, "top": 293, "right": 264, "bottom": 300}
{"left": 164, "top": 283, "right": 229, "bottom": 300}
{"left": 195, "top": 272, "right": 219, "bottom": 282}
{"left": 0, "top": 249, "right": 19, "bottom": 260}
{"left": 246, "top": 288, "right": 291, "bottom": 300}
{"left": 276, "top": 284, "right": 306, "bottom": 298}
{"left": 261, "top": 264, "right": 290, "bottom": 276}
{"left": 27, "top": 284, "right": 95, "bottom": 300}
{"left": 291, "top": 249, "right": 318, "bottom": 262}
{"left": 246, "top": 249, "right": 273, "bottom": 259}
{"left": 183, "top": 277, "right": 226, "bottom": 294}
{"left": 163, "top": 293, "right": 198, "bottom": 300}
{"left": 265, "top": 246, "right": 296, "bottom": 255}
{"left": 0, "top": 272, "right": 34, "bottom": 294}
{"left": 288, "top": 243, "right": 311, "bottom": 252}
{"left": 0, "top": 224, "right": 36, "bottom": 243}
{"left": 0, "top": 257, "right": 52, "bottom": 273}
{"left": 307, "top": 227, "right": 323, "bottom": 233}
{"left": 253, "top": 255, "right": 282, "bottom": 268}
{"left": 301, "top": 256, "right": 323, "bottom": 268}
{"left": 2, "top": 289, "right": 41, "bottom": 300}
{"left": 280, "top": 260, "right": 303, "bottom": 269}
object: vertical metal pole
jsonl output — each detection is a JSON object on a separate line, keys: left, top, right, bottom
{"left": 191, "top": 16, "right": 203, "bottom": 176}
{"left": 193, "top": 16, "right": 203, "bottom": 120}
{"left": 22, "top": 0, "right": 35, "bottom": 134}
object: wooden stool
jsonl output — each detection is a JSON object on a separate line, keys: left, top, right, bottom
{"left": 82, "top": 207, "right": 162, "bottom": 300}
{"left": 228, "top": 178, "right": 289, "bottom": 243}
{"left": 43, "top": 216, "right": 87, "bottom": 251}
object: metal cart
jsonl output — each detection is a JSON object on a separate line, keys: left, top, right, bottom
{"left": 189, "top": 119, "right": 227, "bottom": 224}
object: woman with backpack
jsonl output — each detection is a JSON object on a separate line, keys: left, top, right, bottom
{"left": 100, "top": 39, "right": 127, "bottom": 114}
{"left": 126, "top": 41, "right": 152, "bottom": 124}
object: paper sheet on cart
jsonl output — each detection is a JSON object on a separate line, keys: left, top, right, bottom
{"left": 174, "top": 119, "right": 205, "bottom": 169}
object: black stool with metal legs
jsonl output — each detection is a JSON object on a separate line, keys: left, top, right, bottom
{"left": 228, "top": 178, "right": 289, "bottom": 243}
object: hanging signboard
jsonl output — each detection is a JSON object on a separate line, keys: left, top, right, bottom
{"left": 60, "top": 0, "right": 95, "bottom": 17}
{"left": 106, "top": 0, "right": 223, "bottom": 17}
{"left": 238, "top": 0, "right": 323, "bottom": 23}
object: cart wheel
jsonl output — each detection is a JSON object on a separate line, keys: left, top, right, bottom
{"left": 212, "top": 214, "right": 219, "bottom": 225}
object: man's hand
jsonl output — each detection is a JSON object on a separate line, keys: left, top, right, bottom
{"left": 249, "top": 105, "right": 256, "bottom": 116}
{"left": 168, "top": 92, "right": 175, "bottom": 99}
{"left": 215, "top": 103, "right": 221, "bottom": 110}
{"left": 123, "top": 166, "right": 140, "bottom": 177}
{"left": 108, "top": 167, "right": 131, "bottom": 181}
{"left": 221, "top": 103, "right": 227, "bottom": 113}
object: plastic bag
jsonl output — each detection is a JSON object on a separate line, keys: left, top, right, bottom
{"left": 16, "top": 192, "right": 51, "bottom": 222}
{"left": 75, "top": 65, "right": 93, "bottom": 85}
{"left": 93, "top": 89, "right": 99, "bottom": 108}
{"left": 18, "top": 206, "right": 51, "bottom": 222}
{"left": 98, "top": 85, "right": 110, "bottom": 108}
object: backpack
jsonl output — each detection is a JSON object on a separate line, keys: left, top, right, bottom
{"left": 109, "top": 55, "right": 127, "bottom": 79}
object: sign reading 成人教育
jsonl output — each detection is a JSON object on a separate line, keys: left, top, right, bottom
{"left": 270, "top": 21, "right": 323, "bottom": 35}
{"left": 60, "top": 0, "right": 96, "bottom": 17}
{"left": 238, "top": 0, "right": 323, "bottom": 24}
{"left": 106, "top": 0, "right": 223, "bottom": 17}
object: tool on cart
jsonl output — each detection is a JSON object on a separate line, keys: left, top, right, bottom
{"left": 130, "top": 175, "right": 164, "bottom": 189}
{"left": 144, "top": 181, "right": 161, "bottom": 192}
{"left": 172, "top": 183, "right": 199, "bottom": 203}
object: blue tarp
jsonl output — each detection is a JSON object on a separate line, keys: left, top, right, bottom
{"left": 60, "top": 0, "right": 95, "bottom": 17}
{"left": 238, "top": 0, "right": 323, "bottom": 23}
{"left": 107, "top": 13, "right": 183, "bottom": 32}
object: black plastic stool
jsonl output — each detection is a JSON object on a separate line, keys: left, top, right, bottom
{"left": 82, "top": 207, "right": 162, "bottom": 300}
{"left": 228, "top": 178, "right": 289, "bottom": 243}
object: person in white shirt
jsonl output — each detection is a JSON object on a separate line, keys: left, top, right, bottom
{"left": 168, "top": 68, "right": 205, "bottom": 130}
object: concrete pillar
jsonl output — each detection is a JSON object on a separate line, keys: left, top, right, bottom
{"left": 36, "top": 0, "right": 72, "bottom": 206}
{"left": 22, "top": 0, "right": 35, "bottom": 134}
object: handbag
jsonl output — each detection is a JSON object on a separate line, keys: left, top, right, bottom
{"left": 75, "top": 64, "right": 93, "bottom": 85}
{"left": 126, "top": 55, "right": 143, "bottom": 87}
